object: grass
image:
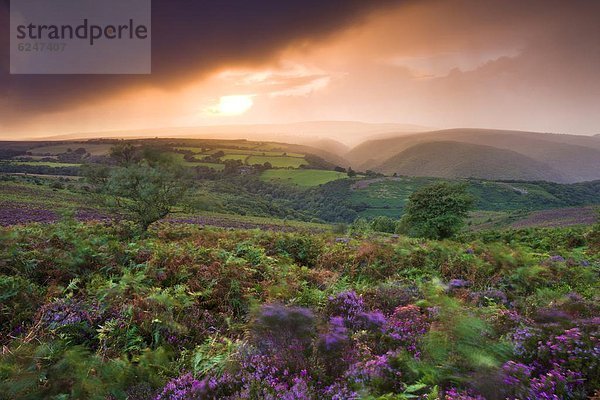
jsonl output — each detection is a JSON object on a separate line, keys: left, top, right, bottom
{"left": 0, "top": 181, "right": 102, "bottom": 210}
{"left": 247, "top": 156, "right": 306, "bottom": 168}
{"left": 260, "top": 169, "right": 346, "bottom": 187}
{"left": 4, "top": 161, "right": 82, "bottom": 167}
{"left": 168, "top": 153, "right": 225, "bottom": 170}
{"left": 171, "top": 210, "right": 329, "bottom": 231}
{"left": 221, "top": 154, "right": 249, "bottom": 162}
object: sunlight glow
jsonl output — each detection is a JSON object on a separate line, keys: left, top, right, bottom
{"left": 217, "top": 95, "right": 254, "bottom": 115}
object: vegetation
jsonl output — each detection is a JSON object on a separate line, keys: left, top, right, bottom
{"left": 401, "top": 182, "right": 475, "bottom": 239}
{"left": 0, "top": 220, "right": 598, "bottom": 399}
{"left": 348, "top": 177, "right": 600, "bottom": 220}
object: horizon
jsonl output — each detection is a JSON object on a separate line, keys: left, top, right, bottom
{"left": 1, "top": 121, "right": 598, "bottom": 146}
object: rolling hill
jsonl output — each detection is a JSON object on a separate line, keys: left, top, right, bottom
{"left": 375, "top": 141, "right": 566, "bottom": 181}
{"left": 347, "top": 129, "right": 600, "bottom": 183}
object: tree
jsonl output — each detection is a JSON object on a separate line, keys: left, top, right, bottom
{"left": 401, "top": 182, "right": 474, "bottom": 239}
{"left": 103, "top": 145, "right": 189, "bottom": 232}
{"left": 347, "top": 167, "right": 357, "bottom": 177}
{"left": 109, "top": 142, "right": 139, "bottom": 166}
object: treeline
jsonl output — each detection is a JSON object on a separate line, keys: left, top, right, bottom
{"left": 183, "top": 176, "right": 358, "bottom": 223}
{"left": 0, "top": 164, "right": 80, "bottom": 176}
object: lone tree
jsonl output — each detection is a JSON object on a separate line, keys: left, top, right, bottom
{"left": 101, "top": 145, "right": 189, "bottom": 232}
{"left": 401, "top": 182, "right": 474, "bottom": 239}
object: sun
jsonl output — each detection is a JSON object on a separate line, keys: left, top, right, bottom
{"left": 217, "top": 95, "right": 254, "bottom": 115}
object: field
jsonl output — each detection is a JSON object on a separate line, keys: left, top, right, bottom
{"left": 3, "top": 161, "right": 82, "bottom": 167}
{"left": 171, "top": 142, "right": 309, "bottom": 168}
{"left": 247, "top": 155, "right": 306, "bottom": 168}
{"left": 260, "top": 169, "right": 346, "bottom": 187}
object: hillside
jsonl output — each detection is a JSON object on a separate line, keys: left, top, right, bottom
{"left": 347, "top": 129, "right": 600, "bottom": 182}
{"left": 375, "top": 141, "right": 565, "bottom": 181}
{"left": 347, "top": 176, "right": 600, "bottom": 220}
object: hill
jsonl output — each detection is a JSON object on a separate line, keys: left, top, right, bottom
{"left": 347, "top": 129, "right": 600, "bottom": 182}
{"left": 375, "top": 141, "right": 566, "bottom": 181}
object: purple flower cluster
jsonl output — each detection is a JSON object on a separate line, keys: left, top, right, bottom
{"left": 548, "top": 255, "right": 566, "bottom": 263}
{"left": 75, "top": 208, "right": 113, "bottom": 223}
{"left": 321, "top": 381, "right": 358, "bottom": 400}
{"left": 503, "top": 317, "right": 600, "bottom": 399}
{"left": 448, "top": 279, "right": 471, "bottom": 290}
{"left": 327, "top": 291, "right": 387, "bottom": 332}
{"left": 444, "top": 387, "right": 485, "bottom": 400}
{"left": 154, "top": 373, "right": 203, "bottom": 400}
{"left": 327, "top": 291, "right": 365, "bottom": 326}
{"left": 40, "top": 298, "right": 99, "bottom": 329}
{"left": 384, "top": 305, "right": 429, "bottom": 356}
{"left": 251, "top": 304, "right": 316, "bottom": 373}
{"left": 503, "top": 362, "right": 585, "bottom": 400}
{"left": 0, "top": 202, "right": 57, "bottom": 226}
{"left": 345, "top": 351, "right": 404, "bottom": 393}
{"left": 321, "top": 316, "right": 348, "bottom": 351}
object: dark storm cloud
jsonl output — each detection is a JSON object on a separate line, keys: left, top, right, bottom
{"left": 0, "top": 0, "right": 400, "bottom": 119}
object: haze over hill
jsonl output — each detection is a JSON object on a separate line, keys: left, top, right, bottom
{"left": 345, "top": 128, "right": 600, "bottom": 183}
{"left": 36, "top": 121, "right": 430, "bottom": 147}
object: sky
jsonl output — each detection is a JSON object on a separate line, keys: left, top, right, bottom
{"left": 1, "top": 0, "right": 600, "bottom": 140}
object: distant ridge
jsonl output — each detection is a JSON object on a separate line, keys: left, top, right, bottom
{"left": 36, "top": 121, "right": 431, "bottom": 146}
{"left": 346, "top": 128, "right": 600, "bottom": 183}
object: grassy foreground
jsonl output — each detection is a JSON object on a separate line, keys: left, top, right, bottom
{"left": 0, "top": 220, "right": 598, "bottom": 399}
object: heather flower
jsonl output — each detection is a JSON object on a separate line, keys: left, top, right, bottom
{"left": 345, "top": 351, "right": 404, "bottom": 393}
{"left": 448, "top": 279, "right": 471, "bottom": 290}
{"left": 321, "top": 381, "right": 358, "bottom": 400}
{"left": 511, "top": 327, "right": 537, "bottom": 357}
{"left": 548, "top": 255, "right": 566, "bottom": 263}
{"left": 251, "top": 305, "right": 316, "bottom": 374}
{"left": 503, "top": 361, "right": 534, "bottom": 385}
{"left": 327, "top": 291, "right": 365, "bottom": 325}
{"left": 359, "top": 311, "right": 387, "bottom": 330}
{"left": 537, "top": 327, "right": 600, "bottom": 373}
{"left": 502, "top": 361, "right": 534, "bottom": 399}
{"left": 40, "top": 298, "right": 100, "bottom": 330}
{"left": 528, "top": 365, "right": 585, "bottom": 400}
{"left": 253, "top": 304, "right": 315, "bottom": 352}
{"left": 443, "top": 387, "right": 485, "bottom": 400}
{"left": 321, "top": 316, "right": 349, "bottom": 351}
{"left": 327, "top": 291, "right": 386, "bottom": 333}
{"left": 154, "top": 373, "right": 203, "bottom": 400}
{"left": 384, "top": 305, "right": 429, "bottom": 356}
